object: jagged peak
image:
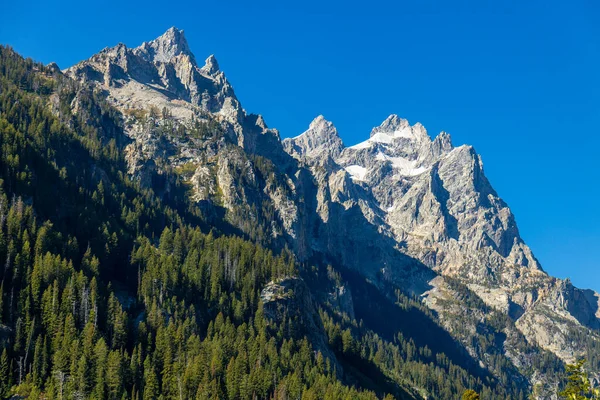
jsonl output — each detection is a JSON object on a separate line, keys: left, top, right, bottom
{"left": 202, "top": 54, "right": 220, "bottom": 74}
{"left": 47, "top": 62, "right": 61, "bottom": 72}
{"left": 291, "top": 115, "right": 339, "bottom": 141}
{"left": 283, "top": 115, "right": 344, "bottom": 160}
{"left": 311, "top": 114, "right": 325, "bottom": 122}
{"left": 96, "top": 42, "right": 127, "bottom": 56}
{"left": 247, "top": 113, "right": 269, "bottom": 131}
{"left": 369, "top": 114, "right": 430, "bottom": 143}
{"left": 309, "top": 114, "right": 334, "bottom": 129}
{"left": 348, "top": 115, "right": 430, "bottom": 150}
{"left": 165, "top": 26, "right": 183, "bottom": 35}
{"left": 372, "top": 114, "right": 410, "bottom": 136}
{"left": 136, "top": 26, "right": 195, "bottom": 64}
{"left": 256, "top": 114, "right": 267, "bottom": 129}
{"left": 433, "top": 131, "right": 453, "bottom": 148}
{"left": 436, "top": 130, "right": 452, "bottom": 140}
{"left": 411, "top": 122, "right": 430, "bottom": 142}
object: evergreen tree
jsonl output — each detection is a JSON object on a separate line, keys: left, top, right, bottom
{"left": 143, "top": 358, "right": 159, "bottom": 400}
{"left": 0, "top": 348, "right": 9, "bottom": 398}
{"left": 559, "top": 359, "right": 600, "bottom": 400}
{"left": 462, "top": 389, "right": 481, "bottom": 400}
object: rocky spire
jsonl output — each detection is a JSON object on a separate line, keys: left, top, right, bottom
{"left": 307, "top": 115, "right": 338, "bottom": 137}
{"left": 432, "top": 131, "right": 453, "bottom": 153}
{"left": 202, "top": 54, "right": 220, "bottom": 74}
{"left": 135, "top": 27, "right": 195, "bottom": 64}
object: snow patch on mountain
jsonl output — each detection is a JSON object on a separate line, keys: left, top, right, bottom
{"left": 345, "top": 165, "right": 367, "bottom": 181}
{"left": 375, "top": 152, "right": 428, "bottom": 176}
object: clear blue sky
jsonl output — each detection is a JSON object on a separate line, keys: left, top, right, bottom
{"left": 2, "top": 1, "right": 599, "bottom": 291}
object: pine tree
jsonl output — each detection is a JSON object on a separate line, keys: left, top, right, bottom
{"left": 559, "top": 359, "right": 599, "bottom": 400}
{"left": 342, "top": 328, "right": 355, "bottom": 356}
{"left": 94, "top": 338, "right": 109, "bottom": 400}
{"left": 143, "top": 358, "right": 159, "bottom": 400}
{"left": 462, "top": 389, "right": 480, "bottom": 400}
{"left": 0, "top": 348, "right": 9, "bottom": 398}
{"left": 32, "top": 335, "right": 43, "bottom": 385}
{"left": 0, "top": 281, "right": 3, "bottom": 324}
{"left": 106, "top": 350, "right": 123, "bottom": 400}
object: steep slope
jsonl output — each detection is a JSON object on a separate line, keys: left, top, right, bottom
{"left": 66, "top": 27, "right": 283, "bottom": 183}
{"left": 60, "top": 27, "right": 600, "bottom": 397}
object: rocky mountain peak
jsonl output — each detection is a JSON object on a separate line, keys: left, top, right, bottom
{"left": 47, "top": 62, "right": 61, "bottom": 73}
{"left": 65, "top": 26, "right": 245, "bottom": 125}
{"left": 202, "top": 54, "right": 220, "bottom": 74}
{"left": 282, "top": 115, "right": 344, "bottom": 161}
{"left": 371, "top": 115, "right": 430, "bottom": 144}
{"left": 425, "top": 131, "right": 454, "bottom": 161}
{"left": 59, "top": 29, "right": 600, "bottom": 379}
{"left": 136, "top": 26, "right": 194, "bottom": 64}
{"left": 371, "top": 114, "right": 410, "bottom": 136}
{"left": 435, "top": 131, "right": 452, "bottom": 146}
{"left": 308, "top": 115, "right": 336, "bottom": 134}
{"left": 345, "top": 116, "right": 431, "bottom": 155}
{"left": 411, "top": 122, "right": 431, "bottom": 142}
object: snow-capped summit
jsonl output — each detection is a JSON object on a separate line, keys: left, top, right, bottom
{"left": 370, "top": 114, "right": 410, "bottom": 137}
{"left": 349, "top": 116, "right": 431, "bottom": 151}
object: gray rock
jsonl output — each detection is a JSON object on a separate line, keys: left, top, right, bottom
{"left": 283, "top": 115, "right": 344, "bottom": 162}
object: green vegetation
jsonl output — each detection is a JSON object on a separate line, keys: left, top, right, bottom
{"left": 462, "top": 389, "right": 480, "bottom": 400}
{"left": 559, "top": 359, "right": 600, "bottom": 400}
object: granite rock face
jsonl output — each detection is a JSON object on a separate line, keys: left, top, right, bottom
{"left": 283, "top": 115, "right": 344, "bottom": 161}
{"left": 294, "top": 112, "right": 600, "bottom": 367}
{"left": 65, "top": 27, "right": 279, "bottom": 180}
{"left": 64, "top": 27, "right": 600, "bottom": 393}
{"left": 67, "top": 27, "right": 239, "bottom": 120}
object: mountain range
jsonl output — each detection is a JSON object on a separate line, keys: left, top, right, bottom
{"left": 0, "top": 26, "right": 597, "bottom": 399}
